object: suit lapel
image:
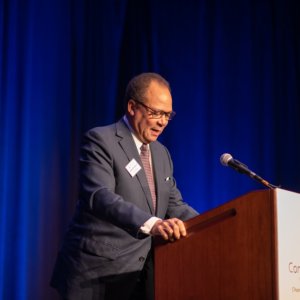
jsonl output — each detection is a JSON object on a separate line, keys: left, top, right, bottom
{"left": 115, "top": 119, "right": 155, "bottom": 214}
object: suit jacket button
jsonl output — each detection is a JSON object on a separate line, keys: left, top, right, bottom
{"left": 139, "top": 256, "right": 145, "bottom": 262}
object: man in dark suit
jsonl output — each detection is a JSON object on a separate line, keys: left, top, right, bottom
{"left": 51, "top": 73, "right": 198, "bottom": 300}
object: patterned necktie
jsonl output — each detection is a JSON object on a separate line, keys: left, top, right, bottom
{"left": 140, "top": 144, "right": 156, "bottom": 211}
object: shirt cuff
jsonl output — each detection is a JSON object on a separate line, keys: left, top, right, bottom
{"left": 140, "top": 217, "right": 162, "bottom": 235}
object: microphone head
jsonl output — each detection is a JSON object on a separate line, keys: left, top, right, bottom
{"left": 220, "top": 153, "right": 233, "bottom": 166}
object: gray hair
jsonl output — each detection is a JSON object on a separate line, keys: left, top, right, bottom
{"left": 124, "top": 72, "right": 171, "bottom": 105}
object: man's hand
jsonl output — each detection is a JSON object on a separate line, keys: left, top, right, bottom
{"left": 150, "top": 218, "right": 187, "bottom": 242}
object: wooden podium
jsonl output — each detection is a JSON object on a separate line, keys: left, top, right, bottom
{"left": 154, "top": 189, "right": 300, "bottom": 300}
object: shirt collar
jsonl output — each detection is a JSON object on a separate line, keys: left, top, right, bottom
{"left": 123, "top": 115, "right": 145, "bottom": 153}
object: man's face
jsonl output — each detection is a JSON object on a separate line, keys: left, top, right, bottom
{"left": 128, "top": 81, "right": 173, "bottom": 144}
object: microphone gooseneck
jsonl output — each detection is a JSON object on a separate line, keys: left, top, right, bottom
{"left": 220, "top": 153, "right": 277, "bottom": 189}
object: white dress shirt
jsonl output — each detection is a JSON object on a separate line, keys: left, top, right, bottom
{"left": 123, "top": 116, "right": 161, "bottom": 234}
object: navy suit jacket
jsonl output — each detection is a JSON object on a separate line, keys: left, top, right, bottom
{"left": 51, "top": 119, "right": 198, "bottom": 294}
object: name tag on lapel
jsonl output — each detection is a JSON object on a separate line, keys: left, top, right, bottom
{"left": 125, "top": 159, "right": 142, "bottom": 177}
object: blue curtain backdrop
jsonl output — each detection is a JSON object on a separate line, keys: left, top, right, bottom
{"left": 1, "top": 0, "right": 300, "bottom": 299}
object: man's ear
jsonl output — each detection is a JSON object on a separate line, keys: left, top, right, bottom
{"left": 127, "top": 99, "right": 136, "bottom": 116}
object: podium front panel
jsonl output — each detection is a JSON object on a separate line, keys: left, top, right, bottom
{"left": 155, "top": 190, "right": 278, "bottom": 300}
{"left": 276, "top": 189, "right": 300, "bottom": 299}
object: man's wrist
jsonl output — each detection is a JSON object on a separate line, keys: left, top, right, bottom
{"left": 140, "top": 217, "right": 162, "bottom": 235}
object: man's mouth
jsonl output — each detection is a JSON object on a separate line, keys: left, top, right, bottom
{"left": 151, "top": 128, "right": 161, "bottom": 136}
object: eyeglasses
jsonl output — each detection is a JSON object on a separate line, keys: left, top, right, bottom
{"left": 133, "top": 99, "right": 176, "bottom": 121}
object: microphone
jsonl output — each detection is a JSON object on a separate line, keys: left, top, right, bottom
{"left": 220, "top": 153, "right": 276, "bottom": 189}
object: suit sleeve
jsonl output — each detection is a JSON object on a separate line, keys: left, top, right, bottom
{"left": 164, "top": 147, "right": 199, "bottom": 221}
{"left": 78, "top": 128, "right": 152, "bottom": 237}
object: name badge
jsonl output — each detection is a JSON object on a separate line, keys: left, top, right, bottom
{"left": 125, "top": 159, "right": 141, "bottom": 177}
